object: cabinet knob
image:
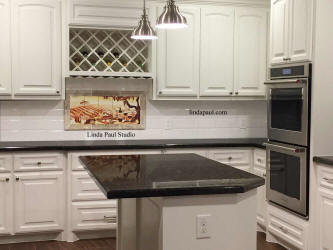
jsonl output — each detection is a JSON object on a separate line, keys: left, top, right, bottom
{"left": 235, "top": 92, "right": 239, "bottom": 95}
{"left": 56, "top": 90, "right": 60, "bottom": 94}
{"left": 37, "top": 162, "right": 42, "bottom": 166}
{"left": 16, "top": 177, "right": 20, "bottom": 181}
{"left": 5, "top": 178, "right": 9, "bottom": 182}
{"left": 159, "top": 91, "right": 162, "bottom": 95}
{"left": 228, "top": 156, "right": 233, "bottom": 161}
{"left": 0, "top": 178, "right": 9, "bottom": 182}
{"left": 229, "top": 92, "right": 233, "bottom": 95}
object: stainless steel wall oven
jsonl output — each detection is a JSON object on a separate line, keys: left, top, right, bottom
{"left": 265, "top": 62, "right": 311, "bottom": 218}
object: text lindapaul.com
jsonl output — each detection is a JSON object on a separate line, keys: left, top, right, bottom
{"left": 188, "top": 109, "right": 228, "bottom": 116}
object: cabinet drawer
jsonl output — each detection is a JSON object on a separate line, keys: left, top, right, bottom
{"left": 209, "top": 149, "right": 251, "bottom": 167}
{"left": 14, "top": 153, "right": 63, "bottom": 171}
{"left": 267, "top": 205, "right": 308, "bottom": 249}
{"left": 253, "top": 149, "right": 266, "bottom": 172}
{"left": 72, "top": 171, "right": 106, "bottom": 201}
{"left": 72, "top": 200, "right": 117, "bottom": 231}
{"left": 317, "top": 164, "right": 333, "bottom": 192}
{"left": 0, "top": 154, "right": 12, "bottom": 172}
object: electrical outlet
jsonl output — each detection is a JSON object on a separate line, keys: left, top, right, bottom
{"left": 196, "top": 214, "right": 211, "bottom": 239}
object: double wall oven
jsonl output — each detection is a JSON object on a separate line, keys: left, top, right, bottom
{"left": 265, "top": 62, "right": 311, "bottom": 218}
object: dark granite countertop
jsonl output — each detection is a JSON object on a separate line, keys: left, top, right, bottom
{"left": 79, "top": 154, "right": 265, "bottom": 199}
{"left": 0, "top": 138, "right": 266, "bottom": 152}
{"left": 313, "top": 156, "right": 333, "bottom": 166}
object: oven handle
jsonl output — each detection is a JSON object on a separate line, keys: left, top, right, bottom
{"left": 264, "top": 79, "right": 306, "bottom": 85}
{"left": 263, "top": 142, "right": 305, "bottom": 153}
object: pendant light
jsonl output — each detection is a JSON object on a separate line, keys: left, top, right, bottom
{"left": 131, "top": 0, "right": 157, "bottom": 40}
{"left": 156, "top": 0, "right": 188, "bottom": 29}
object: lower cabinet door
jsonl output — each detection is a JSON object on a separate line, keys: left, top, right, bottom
{"left": 14, "top": 171, "right": 64, "bottom": 233}
{"left": 318, "top": 189, "right": 333, "bottom": 250}
{"left": 0, "top": 173, "right": 12, "bottom": 235}
{"left": 256, "top": 184, "right": 267, "bottom": 229}
{"left": 72, "top": 200, "right": 117, "bottom": 231}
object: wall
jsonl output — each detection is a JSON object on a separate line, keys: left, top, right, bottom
{"left": 0, "top": 99, "right": 266, "bottom": 141}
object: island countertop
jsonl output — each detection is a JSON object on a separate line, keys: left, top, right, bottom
{"left": 79, "top": 154, "right": 265, "bottom": 199}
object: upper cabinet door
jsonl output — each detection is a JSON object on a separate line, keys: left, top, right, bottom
{"left": 234, "top": 8, "right": 268, "bottom": 96}
{"left": 0, "top": 0, "right": 12, "bottom": 96}
{"left": 200, "top": 7, "right": 234, "bottom": 97}
{"left": 270, "top": 0, "right": 289, "bottom": 64}
{"left": 288, "top": 0, "right": 313, "bottom": 62}
{"left": 156, "top": 6, "right": 200, "bottom": 97}
{"left": 11, "top": 0, "right": 62, "bottom": 96}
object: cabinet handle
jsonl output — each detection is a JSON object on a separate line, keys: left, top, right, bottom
{"left": 37, "top": 162, "right": 42, "bottom": 166}
{"left": 235, "top": 92, "right": 239, "bottom": 95}
{"left": 279, "top": 226, "right": 288, "bottom": 234}
{"left": 104, "top": 216, "right": 117, "bottom": 223}
{"left": 323, "top": 178, "right": 333, "bottom": 184}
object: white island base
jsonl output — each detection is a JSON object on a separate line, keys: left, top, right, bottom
{"left": 117, "top": 189, "right": 257, "bottom": 250}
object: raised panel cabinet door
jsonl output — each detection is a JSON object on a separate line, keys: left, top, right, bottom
{"left": 200, "top": 7, "right": 234, "bottom": 97}
{"left": 270, "top": 0, "right": 289, "bottom": 64}
{"left": 288, "top": 0, "right": 313, "bottom": 62}
{"left": 0, "top": 0, "right": 12, "bottom": 96}
{"left": 0, "top": 173, "right": 13, "bottom": 235}
{"left": 14, "top": 171, "right": 64, "bottom": 233}
{"left": 234, "top": 8, "right": 268, "bottom": 96}
{"left": 318, "top": 190, "right": 333, "bottom": 250}
{"left": 11, "top": 0, "right": 62, "bottom": 96}
{"left": 156, "top": 6, "right": 200, "bottom": 97}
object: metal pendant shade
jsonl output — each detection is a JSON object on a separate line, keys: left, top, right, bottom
{"left": 131, "top": 0, "right": 157, "bottom": 40}
{"left": 156, "top": 0, "right": 188, "bottom": 29}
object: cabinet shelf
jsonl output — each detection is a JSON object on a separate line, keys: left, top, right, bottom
{"left": 69, "top": 28, "right": 151, "bottom": 77}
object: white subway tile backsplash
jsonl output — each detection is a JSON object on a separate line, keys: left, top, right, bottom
{"left": 0, "top": 100, "right": 267, "bottom": 141}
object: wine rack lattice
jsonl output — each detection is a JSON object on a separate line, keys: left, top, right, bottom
{"left": 69, "top": 28, "right": 150, "bottom": 76}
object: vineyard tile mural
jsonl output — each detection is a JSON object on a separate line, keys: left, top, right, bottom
{"left": 65, "top": 91, "right": 145, "bottom": 130}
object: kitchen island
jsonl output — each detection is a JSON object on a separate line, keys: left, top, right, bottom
{"left": 79, "top": 154, "right": 264, "bottom": 250}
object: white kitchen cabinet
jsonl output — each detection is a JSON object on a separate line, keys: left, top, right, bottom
{"left": 315, "top": 164, "right": 333, "bottom": 250}
{"left": 69, "top": 0, "right": 142, "bottom": 28}
{"left": 0, "top": 154, "right": 12, "bottom": 172}
{"left": 156, "top": 6, "right": 200, "bottom": 97}
{"left": 14, "top": 171, "right": 64, "bottom": 233}
{"left": 13, "top": 153, "right": 63, "bottom": 172}
{"left": 267, "top": 204, "right": 308, "bottom": 249}
{"left": 208, "top": 148, "right": 252, "bottom": 172}
{"left": 72, "top": 200, "right": 117, "bottom": 231}
{"left": 270, "top": 0, "right": 289, "bottom": 64}
{"left": 288, "top": 0, "right": 313, "bottom": 62}
{"left": 200, "top": 7, "right": 234, "bottom": 97}
{"left": 234, "top": 8, "right": 268, "bottom": 96}
{"left": 0, "top": 173, "right": 12, "bottom": 235}
{"left": 0, "top": 0, "right": 12, "bottom": 96}
{"left": 72, "top": 171, "right": 107, "bottom": 201}
{"left": 270, "top": 0, "right": 313, "bottom": 64}
{"left": 11, "top": 0, "right": 62, "bottom": 96}
{"left": 253, "top": 149, "right": 267, "bottom": 231}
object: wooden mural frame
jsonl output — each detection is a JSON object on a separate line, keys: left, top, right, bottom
{"left": 65, "top": 90, "right": 146, "bottom": 130}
